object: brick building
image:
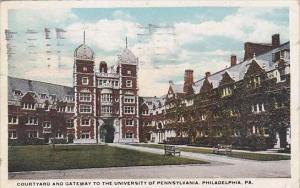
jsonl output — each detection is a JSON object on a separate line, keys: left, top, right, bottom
{"left": 8, "top": 34, "right": 291, "bottom": 149}
{"left": 139, "top": 34, "right": 291, "bottom": 150}
{"left": 8, "top": 40, "right": 139, "bottom": 144}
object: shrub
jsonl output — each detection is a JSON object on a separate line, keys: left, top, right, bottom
{"left": 165, "top": 137, "right": 190, "bottom": 145}
{"left": 9, "top": 138, "right": 46, "bottom": 145}
{"left": 50, "top": 139, "right": 67, "bottom": 144}
{"left": 245, "top": 135, "right": 266, "bottom": 150}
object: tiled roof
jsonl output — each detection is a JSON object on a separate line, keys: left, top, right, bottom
{"left": 8, "top": 76, "right": 74, "bottom": 103}
{"left": 170, "top": 83, "right": 184, "bottom": 94}
{"left": 192, "top": 42, "right": 289, "bottom": 94}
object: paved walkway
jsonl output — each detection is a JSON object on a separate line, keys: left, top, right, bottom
{"left": 9, "top": 143, "right": 290, "bottom": 179}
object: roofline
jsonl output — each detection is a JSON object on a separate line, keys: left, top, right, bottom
{"left": 8, "top": 76, "right": 73, "bottom": 89}
{"left": 193, "top": 41, "right": 290, "bottom": 85}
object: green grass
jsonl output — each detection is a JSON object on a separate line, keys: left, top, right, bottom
{"left": 8, "top": 145, "right": 208, "bottom": 172}
{"left": 131, "top": 144, "right": 291, "bottom": 161}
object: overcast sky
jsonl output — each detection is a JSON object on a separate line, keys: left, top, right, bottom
{"left": 7, "top": 7, "right": 289, "bottom": 96}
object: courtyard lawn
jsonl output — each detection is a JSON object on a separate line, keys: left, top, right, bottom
{"left": 131, "top": 144, "right": 291, "bottom": 161}
{"left": 8, "top": 145, "right": 208, "bottom": 172}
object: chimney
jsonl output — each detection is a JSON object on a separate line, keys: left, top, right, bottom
{"left": 99, "top": 61, "right": 107, "bottom": 73}
{"left": 272, "top": 34, "right": 280, "bottom": 48}
{"left": 230, "top": 55, "right": 237, "bottom": 66}
{"left": 183, "top": 69, "right": 194, "bottom": 94}
{"left": 205, "top": 72, "right": 211, "bottom": 78}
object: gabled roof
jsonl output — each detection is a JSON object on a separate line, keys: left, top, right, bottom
{"left": 170, "top": 83, "right": 184, "bottom": 94}
{"left": 140, "top": 95, "right": 167, "bottom": 110}
{"left": 192, "top": 42, "right": 290, "bottom": 94}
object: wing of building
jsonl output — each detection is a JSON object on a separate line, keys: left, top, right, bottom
{"left": 139, "top": 34, "right": 290, "bottom": 150}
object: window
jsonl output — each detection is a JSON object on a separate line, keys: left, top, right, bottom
{"left": 40, "top": 93, "right": 47, "bottom": 99}
{"left": 124, "top": 106, "right": 135, "bottom": 114}
{"left": 8, "top": 130, "right": 17, "bottom": 139}
{"left": 221, "top": 87, "right": 232, "bottom": 97}
{"left": 81, "top": 119, "right": 90, "bottom": 126}
{"left": 101, "top": 94, "right": 112, "bottom": 102}
{"left": 66, "top": 106, "right": 74, "bottom": 112}
{"left": 97, "top": 79, "right": 103, "bottom": 87}
{"left": 252, "top": 103, "right": 265, "bottom": 113}
{"left": 124, "top": 95, "right": 135, "bottom": 103}
{"left": 83, "top": 66, "right": 87, "bottom": 71}
{"left": 67, "top": 119, "right": 74, "bottom": 128}
{"left": 56, "top": 132, "right": 64, "bottom": 139}
{"left": 22, "top": 103, "right": 35, "bottom": 110}
{"left": 115, "top": 81, "right": 119, "bottom": 87}
{"left": 126, "top": 80, "right": 132, "bottom": 87}
{"left": 127, "top": 70, "right": 132, "bottom": 75}
{"left": 125, "top": 120, "right": 134, "bottom": 126}
{"left": 8, "top": 116, "right": 18, "bottom": 124}
{"left": 82, "top": 77, "right": 89, "bottom": 85}
{"left": 79, "top": 105, "right": 92, "bottom": 113}
{"left": 263, "top": 127, "right": 269, "bottom": 136}
{"left": 66, "top": 96, "right": 74, "bottom": 101}
{"left": 279, "top": 68, "right": 286, "bottom": 81}
{"left": 43, "top": 121, "right": 51, "bottom": 128}
{"left": 79, "top": 92, "right": 91, "bottom": 102}
{"left": 249, "top": 76, "right": 261, "bottom": 89}
{"left": 101, "top": 106, "right": 112, "bottom": 114}
{"left": 26, "top": 117, "right": 38, "bottom": 125}
{"left": 27, "top": 131, "right": 38, "bottom": 138}
{"left": 142, "top": 110, "right": 149, "bottom": 115}
{"left": 57, "top": 106, "right": 65, "bottom": 112}
{"left": 50, "top": 94, "right": 56, "bottom": 101}
{"left": 81, "top": 131, "right": 90, "bottom": 139}
{"left": 13, "top": 90, "right": 22, "bottom": 96}
{"left": 125, "top": 132, "right": 133, "bottom": 138}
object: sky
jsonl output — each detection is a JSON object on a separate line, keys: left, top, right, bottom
{"left": 6, "top": 7, "right": 289, "bottom": 96}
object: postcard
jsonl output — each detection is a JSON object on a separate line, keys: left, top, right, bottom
{"left": 0, "top": 1, "right": 299, "bottom": 188}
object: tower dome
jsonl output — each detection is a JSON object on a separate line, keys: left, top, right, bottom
{"left": 74, "top": 44, "right": 95, "bottom": 60}
{"left": 117, "top": 48, "right": 138, "bottom": 64}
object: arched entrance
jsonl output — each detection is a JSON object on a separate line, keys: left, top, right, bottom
{"left": 100, "top": 123, "right": 115, "bottom": 143}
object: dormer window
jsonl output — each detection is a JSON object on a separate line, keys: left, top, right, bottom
{"left": 50, "top": 94, "right": 56, "bottom": 101}
{"left": 248, "top": 76, "right": 261, "bottom": 89}
{"left": 142, "top": 110, "right": 149, "bottom": 115}
{"left": 22, "top": 103, "right": 35, "bottom": 110}
{"left": 221, "top": 87, "right": 232, "bottom": 97}
{"left": 66, "top": 96, "right": 74, "bottom": 101}
{"left": 82, "top": 77, "right": 89, "bottom": 85}
{"left": 40, "top": 93, "right": 47, "bottom": 99}
{"left": 13, "top": 90, "right": 22, "bottom": 96}
{"left": 57, "top": 106, "right": 65, "bottom": 112}
{"left": 66, "top": 106, "right": 74, "bottom": 112}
